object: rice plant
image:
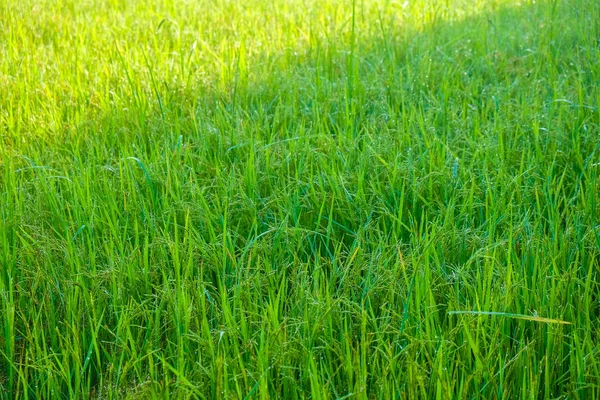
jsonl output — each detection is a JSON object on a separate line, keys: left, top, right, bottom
{"left": 1, "top": 0, "right": 599, "bottom": 398}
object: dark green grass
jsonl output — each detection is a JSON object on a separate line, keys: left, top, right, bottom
{"left": 1, "top": 0, "right": 599, "bottom": 398}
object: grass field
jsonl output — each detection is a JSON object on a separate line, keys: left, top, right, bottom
{"left": 1, "top": 0, "right": 600, "bottom": 398}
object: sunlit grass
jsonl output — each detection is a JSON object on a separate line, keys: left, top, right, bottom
{"left": 1, "top": 0, "right": 599, "bottom": 398}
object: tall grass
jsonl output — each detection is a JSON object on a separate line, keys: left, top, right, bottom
{"left": 1, "top": 0, "right": 599, "bottom": 398}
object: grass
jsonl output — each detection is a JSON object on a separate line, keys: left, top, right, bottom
{"left": 1, "top": 0, "right": 599, "bottom": 398}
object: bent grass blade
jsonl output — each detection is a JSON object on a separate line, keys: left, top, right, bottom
{"left": 448, "top": 311, "right": 572, "bottom": 325}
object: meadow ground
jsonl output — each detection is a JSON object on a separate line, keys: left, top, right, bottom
{"left": 1, "top": 0, "right": 599, "bottom": 398}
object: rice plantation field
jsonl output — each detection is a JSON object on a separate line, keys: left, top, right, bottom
{"left": 1, "top": 0, "right": 599, "bottom": 398}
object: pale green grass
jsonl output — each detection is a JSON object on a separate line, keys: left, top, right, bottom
{"left": 1, "top": 0, "right": 599, "bottom": 398}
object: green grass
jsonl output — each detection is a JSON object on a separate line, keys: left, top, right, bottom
{"left": 1, "top": 0, "right": 599, "bottom": 398}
